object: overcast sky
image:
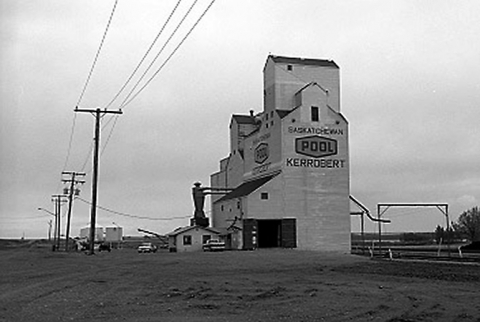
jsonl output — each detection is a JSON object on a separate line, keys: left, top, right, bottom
{"left": 1, "top": 0, "right": 479, "bottom": 239}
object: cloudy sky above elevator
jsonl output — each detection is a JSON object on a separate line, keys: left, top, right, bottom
{"left": 1, "top": 0, "right": 479, "bottom": 238}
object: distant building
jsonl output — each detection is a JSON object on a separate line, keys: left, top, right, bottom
{"left": 80, "top": 226, "right": 104, "bottom": 242}
{"left": 210, "top": 55, "right": 350, "bottom": 252}
{"left": 105, "top": 226, "right": 123, "bottom": 242}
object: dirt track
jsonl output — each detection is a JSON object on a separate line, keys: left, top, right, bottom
{"left": 1, "top": 244, "right": 479, "bottom": 322}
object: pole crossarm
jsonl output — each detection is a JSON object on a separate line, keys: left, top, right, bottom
{"left": 74, "top": 108, "right": 123, "bottom": 115}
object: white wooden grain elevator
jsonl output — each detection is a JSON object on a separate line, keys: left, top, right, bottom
{"left": 210, "top": 55, "right": 350, "bottom": 252}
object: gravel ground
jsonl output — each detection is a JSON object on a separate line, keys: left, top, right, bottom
{"left": 1, "top": 242, "right": 479, "bottom": 322}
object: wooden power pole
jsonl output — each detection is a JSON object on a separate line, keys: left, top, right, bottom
{"left": 62, "top": 171, "right": 86, "bottom": 251}
{"left": 51, "top": 194, "right": 67, "bottom": 251}
{"left": 75, "top": 107, "right": 122, "bottom": 255}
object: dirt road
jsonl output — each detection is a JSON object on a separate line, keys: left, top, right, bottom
{"left": 1, "top": 244, "right": 479, "bottom": 321}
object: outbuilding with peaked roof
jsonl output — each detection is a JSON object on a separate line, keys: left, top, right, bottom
{"left": 167, "top": 226, "right": 221, "bottom": 252}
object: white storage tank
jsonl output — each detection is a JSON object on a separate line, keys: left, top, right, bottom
{"left": 105, "top": 226, "right": 123, "bottom": 242}
{"left": 79, "top": 226, "right": 104, "bottom": 241}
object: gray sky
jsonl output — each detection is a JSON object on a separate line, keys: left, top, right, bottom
{"left": 1, "top": 0, "right": 479, "bottom": 239}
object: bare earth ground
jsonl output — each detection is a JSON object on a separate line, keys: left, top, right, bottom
{"left": 0, "top": 243, "right": 479, "bottom": 322}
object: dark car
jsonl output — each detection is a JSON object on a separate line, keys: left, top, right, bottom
{"left": 98, "top": 243, "right": 111, "bottom": 252}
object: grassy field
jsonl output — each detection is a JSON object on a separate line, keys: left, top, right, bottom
{"left": 1, "top": 240, "right": 479, "bottom": 322}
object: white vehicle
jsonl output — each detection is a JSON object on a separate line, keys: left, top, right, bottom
{"left": 137, "top": 242, "right": 157, "bottom": 253}
{"left": 202, "top": 239, "right": 225, "bottom": 252}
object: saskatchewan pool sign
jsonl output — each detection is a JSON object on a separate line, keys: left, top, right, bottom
{"left": 287, "top": 135, "right": 345, "bottom": 169}
{"left": 295, "top": 135, "right": 337, "bottom": 158}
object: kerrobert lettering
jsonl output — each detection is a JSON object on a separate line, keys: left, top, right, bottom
{"left": 286, "top": 158, "right": 345, "bottom": 168}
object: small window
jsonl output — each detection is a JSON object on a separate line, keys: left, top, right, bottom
{"left": 221, "top": 205, "right": 224, "bottom": 211}
{"left": 271, "top": 120, "right": 274, "bottom": 126}
{"left": 261, "top": 192, "right": 269, "bottom": 200}
{"left": 311, "top": 106, "right": 319, "bottom": 122}
{"left": 287, "top": 64, "right": 293, "bottom": 71}
{"left": 237, "top": 201, "right": 241, "bottom": 209}
{"left": 266, "top": 113, "right": 269, "bottom": 121}
{"left": 183, "top": 235, "right": 192, "bottom": 245}
{"left": 202, "top": 235, "right": 211, "bottom": 244}
{"left": 266, "top": 123, "right": 269, "bottom": 129}
{"left": 270, "top": 111, "right": 274, "bottom": 118}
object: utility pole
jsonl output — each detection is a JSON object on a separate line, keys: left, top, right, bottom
{"left": 62, "top": 171, "right": 86, "bottom": 251}
{"left": 51, "top": 194, "right": 67, "bottom": 251}
{"left": 38, "top": 207, "right": 56, "bottom": 249}
{"left": 48, "top": 219, "right": 52, "bottom": 241}
{"left": 75, "top": 107, "right": 122, "bottom": 255}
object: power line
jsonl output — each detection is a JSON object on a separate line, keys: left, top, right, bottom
{"left": 62, "top": 0, "right": 218, "bottom": 199}
{"left": 100, "top": 115, "right": 121, "bottom": 156}
{"left": 57, "top": 113, "right": 78, "bottom": 193}
{"left": 121, "top": 0, "right": 217, "bottom": 109}
{"left": 75, "top": 0, "right": 119, "bottom": 108}
{"left": 119, "top": 0, "right": 202, "bottom": 109}
{"left": 100, "top": 0, "right": 217, "bottom": 155}
{"left": 76, "top": 197, "right": 191, "bottom": 221}
{"left": 60, "top": 0, "right": 119, "bottom": 187}
{"left": 104, "top": 0, "right": 183, "bottom": 109}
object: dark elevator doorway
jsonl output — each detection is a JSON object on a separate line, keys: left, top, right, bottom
{"left": 257, "top": 219, "right": 282, "bottom": 248}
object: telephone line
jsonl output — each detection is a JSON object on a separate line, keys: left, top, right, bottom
{"left": 100, "top": 0, "right": 217, "bottom": 155}
{"left": 122, "top": 0, "right": 217, "bottom": 108}
{"left": 104, "top": 0, "right": 183, "bottom": 109}
{"left": 76, "top": 0, "right": 119, "bottom": 107}
{"left": 119, "top": 0, "right": 201, "bottom": 109}
{"left": 60, "top": 0, "right": 118, "bottom": 189}
{"left": 76, "top": 197, "right": 190, "bottom": 221}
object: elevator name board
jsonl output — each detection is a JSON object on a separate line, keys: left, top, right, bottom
{"left": 254, "top": 143, "right": 269, "bottom": 164}
{"left": 295, "top": 135, "right": 337, "bottom": 158}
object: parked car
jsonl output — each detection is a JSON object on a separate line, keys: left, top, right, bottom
{"left": 98, "top": 243, "right": 111, "bottom": 252}
{"left": 202, "top": 239, "right": 225, "bottom": 252}
{"left": 137, "top": 242, "right": 157, "bottom": 253}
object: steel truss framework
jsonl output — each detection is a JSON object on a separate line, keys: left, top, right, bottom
{"left": 376, "top": 203, "right": 450, "bottom": 255}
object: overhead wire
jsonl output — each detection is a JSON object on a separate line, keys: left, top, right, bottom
{"left": 57, "top": 114, "right": 78, "bottom": 193}
{"left": 119, "top": 0, "right": 202, "bottom": 109}
{"left": 76, "top": 197, "right": 191, "bottom": 221}
{"left": 62, "top": 0, "right": 218, "bottom": 199}
{"left": 121, "top": 0, "right": 217, "bottom": 109}
{"left": 75, "top": 0, "right": 119, "bottom": 109}
{"left": 98, "top": 0, "right": 185, "bottom": 160}
{"left": 99, "top": 0, "right": 217, "bottom": 157}
{"left": 58, "top": 0, "right": 119, "bottom": 189}
{"left": 104, "top": 0, "right": 183, "bottom": 110}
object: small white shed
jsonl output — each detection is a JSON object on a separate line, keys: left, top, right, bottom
{"left": 167, "top": 226, "right": 221, "bottom": 252}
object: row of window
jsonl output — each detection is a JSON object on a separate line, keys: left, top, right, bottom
{"left": 265, "top": 110, "right": 274, "bottom": 121}
{"left": 264, "top": 106, "right": 319, "bottom": 124}
{"left": 219, "top": 193, "right": 269, "bottom": 212}
{"left": 182, "top": 234, "right": 212, "bottom": 246}
{"left": 262, "top": 105, "right": 319, "bottom": 131}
